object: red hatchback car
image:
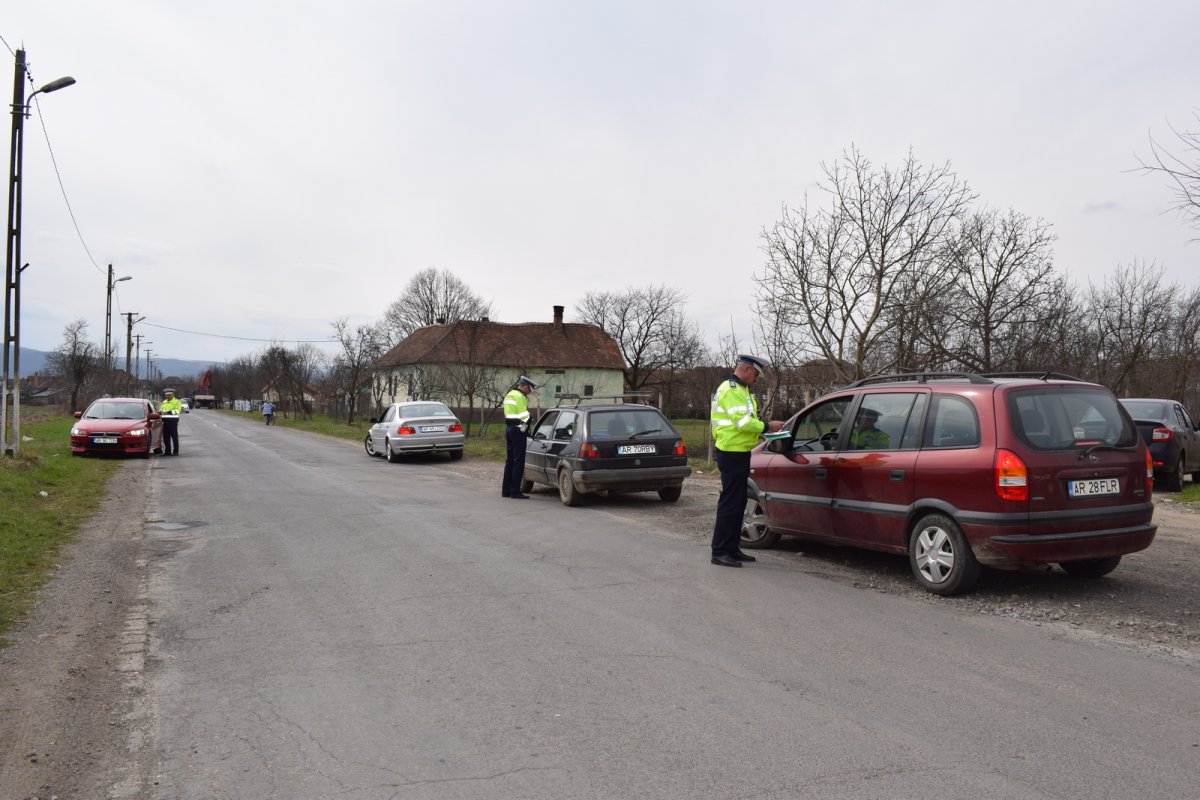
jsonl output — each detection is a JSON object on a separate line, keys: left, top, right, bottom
{"left": 742, "top": 372, "right": 1157, "bottom": 595}
{"left": 70, "top": 397, "right": 163, "bottom": 457}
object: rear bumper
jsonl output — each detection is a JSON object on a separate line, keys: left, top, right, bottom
{"left": 571, "top": 465, "right": 692, "bottom": 494}
{"left": 979, "top": 523, "right": 1157, "bottom": 564}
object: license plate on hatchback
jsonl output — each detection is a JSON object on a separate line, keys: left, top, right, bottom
{"left": 93, "top": 437, "right": 118, "bottom": 444}
{"left": 617, "top": 444, "right": 656, "bottom": 455}
{"left": 419, "top": 425, "right": 446, "bottom": 433}
{"left": 1068, "top": 478, "right": 1120, "bottom": 497}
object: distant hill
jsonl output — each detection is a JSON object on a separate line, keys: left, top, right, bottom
{"left": 17, "top": 347, "right": 217, "bottom": 381}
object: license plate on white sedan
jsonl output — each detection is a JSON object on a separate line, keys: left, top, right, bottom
{"left": 419, "top": 425, "right": 446, "bottom": 433}
{"left": 93, "top": 437, "right": 118, "bottom": 444}
{"left": 617, "top": 444, "right": 656, "bottom": 455}
{"left": 1068, "top": 478, "right": 1120, "bottom": 497}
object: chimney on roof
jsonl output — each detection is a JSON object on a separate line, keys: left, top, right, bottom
{"left": 480, "top": 316, "right": 488, "bottom": 322}
{"left": 553, "top": 305, "right": 564, "bottom": 327}
{"left": 435, "top": 317, "right": 446, "bottom": 325}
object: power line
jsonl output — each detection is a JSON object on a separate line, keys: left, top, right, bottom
{"left": 140, "top": 320, "right": 337, "bottom": 344}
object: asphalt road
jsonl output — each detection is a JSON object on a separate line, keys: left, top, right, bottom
{"left": 130, "top": 412, "right": 1199, "bottom": 799}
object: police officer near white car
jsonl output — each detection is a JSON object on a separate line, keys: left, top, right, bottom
{"left": 710, "top": 354, "right": 782, "bottom": 567}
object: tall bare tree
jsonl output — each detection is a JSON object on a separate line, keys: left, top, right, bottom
{"left": 46, "top": 319, "right": 100, "bottom": 411}
{"left": 1084, "top": 261, "right": 1178, "bottom": 396}
{"left": 1139, "top": 110, "right": 1200, "bottom": 236}
{"left": 381, "top": 268, "right": 493, "bottom": 346}
{"left": 330, "top": 318, "right": 385, "bottom": 423}
{"left": 758, "top": 146, "right": 975, "bottom": 383}
{"left": 576, "top": 284, "right": 700, "bottom": 392}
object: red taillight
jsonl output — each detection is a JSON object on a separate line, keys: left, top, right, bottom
{"left": 995, "top": 448, "right": 1028, "bottom": 501}
{"left": 1152, "top": 427, "right": 1172, "bottom": 442}
{"left": 580, "top": 442, "right": 600, "bottom": 459}
{"left": 1146, "top": 449, "right": 1155, "bottom": 494}
{"left": 673, "top": 439, "right": 687, "bottom": 456}
{"left": 449, "top": 422, "right": 463, "bottom": 433}
{"left": 397, "top": 425, "right": 416, "bottom": 435}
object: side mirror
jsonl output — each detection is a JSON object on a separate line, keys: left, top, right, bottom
{"left": 73, "top": 411, "right": 83, "bottom": 419}
{"left": 149, "top": 412, "right": 162, "bottom": 420}
{"left": 369, "top": 417, "right": 379, "bottom": 424}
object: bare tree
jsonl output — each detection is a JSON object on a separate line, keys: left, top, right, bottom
{"left": 758, "top": 146, "right": 975, "bottom": 383}
{"left": 576, "top": 284, "right": 700, "bottom": 392}
{"left": 46, "top": 319, "right": 100, "bottom": 411}
{"left": 330, "top": 318, "right": 385, "bottom": 424}
{"left": 1084, "top": 261, "right": 1178, "bottom": 396}
{"left": 431, "top": 320, "right": 505, "bottom": 435}
{"left": 260, "top": 342, "right": 325, "bottom": 419}
{"left": 381, "top": 268, "right": 493, "bottom": 346}
{"left": 1138, "top": 110, "right": 1200, "bottom": 236}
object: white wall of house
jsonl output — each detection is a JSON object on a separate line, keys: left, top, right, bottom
{"left": 372, "top": 365, "right": 624, "bottom": 409}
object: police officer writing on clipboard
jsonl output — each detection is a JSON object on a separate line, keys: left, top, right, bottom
{"left": 709, "top": 354, "right": 782, "bottom": 567}
{"left": 502, "top": 376, "right": 537, "bottom": 499}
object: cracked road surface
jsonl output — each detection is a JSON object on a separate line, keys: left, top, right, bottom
{"left": 3, "top": 411, "right": 1199, "bottom": 799}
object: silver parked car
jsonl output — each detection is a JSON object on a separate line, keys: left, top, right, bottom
{"left": 365, "top": 401, "right": 465, "bottom": 462}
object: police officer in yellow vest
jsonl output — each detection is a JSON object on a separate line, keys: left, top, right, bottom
{"left": 159, "top": 387, "right": 183, "bottom": 456}
{"left": 502, "top": 376, "right": 537, "bottom": 499}
{"left": 710, "top": 355, "right": 781, "bottom": 566}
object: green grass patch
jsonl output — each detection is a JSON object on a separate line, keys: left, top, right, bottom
{"left": 0, "top": 414, "right": 119, "bottom": 639}
{"left": 1175, "top": 481, "right": 1200, "bottom": 506}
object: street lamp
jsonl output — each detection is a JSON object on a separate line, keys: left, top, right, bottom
{"left": 2, "top": 49, "right": 75, "bottom": 456}
{"left": 104, "top": 263, "right": 131, "bottom": 372}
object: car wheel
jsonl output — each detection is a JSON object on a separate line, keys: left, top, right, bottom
{"left": 658, "top": 486, "right": 682, "bottom": 502}
{"left": 1166, "top": 456, "right": 1184, "bottom": 492}
{"left": 448, "top": 449, "right": 463, "bottom": 461}
{"left": 1059, "top": 555, "right": 1122, "bottom": 578}
{"left": 520, "top": 478, "right": 535, "bottom": 493}
{"left": 558, "top": 468, "right": 582, "bottom": 507}
{"left": 386, "top": 438, "right": 401, "bottom": 463}
{"left": 908, "top": 513, "right": 980, "bottom": 596}
{"left": 140, "top": 440, "right": 151, "bottom": 459}
{"left": 364, "top": 434, "right": 378, "bottom": 457}
{"left": 741, "top": 495, "right": 780, "bottom": 549}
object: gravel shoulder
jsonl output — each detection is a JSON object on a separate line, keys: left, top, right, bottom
{"left": 2, "top": 452, "right": 1197, "bottom": 798}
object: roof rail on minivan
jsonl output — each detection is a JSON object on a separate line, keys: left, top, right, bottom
{"left": 553, "top": 392, "right": 656, "bottom": 407}
{"left": 981, "top": 371, "right": 1084, "bottom": 382}
{"left": 846, "top": 372, "right": 993, "bottom": 388}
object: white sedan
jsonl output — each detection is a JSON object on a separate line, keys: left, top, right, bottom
{"left": 364, "top": 401, "right": 465, "bottom": 462}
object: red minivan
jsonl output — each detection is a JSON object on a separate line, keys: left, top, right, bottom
{"left": 742, "top": 373, "right": 1157, "bottom": 595}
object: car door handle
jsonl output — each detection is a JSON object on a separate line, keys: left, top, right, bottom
{"left": 890, "top": 470, "right": 905, "bottom": 481}
{"left": 815, "top": 468, "right": 828, "bottom": 480}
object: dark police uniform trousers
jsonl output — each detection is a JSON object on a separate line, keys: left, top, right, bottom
{"left": 711, "top": 448, "right": 752, "bottom": 556}
{"left": 502, "top": 422, "right": 528, "bottom": 496}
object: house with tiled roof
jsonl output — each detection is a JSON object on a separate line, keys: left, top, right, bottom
{"left": 370, "top": 306, "right": 626, "bottom": 416}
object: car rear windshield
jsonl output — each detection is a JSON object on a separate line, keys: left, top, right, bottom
{"left": 86, "top": 402, "right": 145, "bottom": 420}
{"left": 1008, "top": 388, "right": 1138, "bottom": 451}
{"left": 403, "top": 403, "right": 453, "bottom": 417}
{"left": 1119, "top": 400, "right": 1168, "bottom": 420}
{"left": 590, "top": 409, "right": 675, "bottom": 438}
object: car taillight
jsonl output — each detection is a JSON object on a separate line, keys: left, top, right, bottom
{"left": 580, "top": 442, "right": 600, "bottom": 459}
{"left": 397, "top": 426, "right": 416, "bottom": 435}
{"left": 1146, "top": 449, "right": 1155, "bottom": 494}
{"left": 673, "top": 440, "right": 687, "bottom": 456}
{"left": 995, "top": 449, "right": 1028, "bottom": 501}
{"left": 1152, "top": 427, "right": 1172, "bottom": 442}
{"left": 449, "top": 422, "right": 462, "bottom": 433}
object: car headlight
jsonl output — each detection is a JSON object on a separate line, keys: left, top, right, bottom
{"left": 71, "top": 427, "right": 83, "bottom": 436}
{"left": 129, "top": 428, "right": 148, "bottom": 436}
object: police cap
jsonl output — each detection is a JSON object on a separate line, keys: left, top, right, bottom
{"left": 736, "top": 354, "right": 768, "bottom": 376}
{"left": 164, "top": 387, "right": 175, "bottom": 394}
{"left": 517, "top": 375, "right": 537, "bottom": 389}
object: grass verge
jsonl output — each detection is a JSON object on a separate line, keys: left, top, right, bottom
{"left": 0, "top": 413, "right": 119, "bottom": 639}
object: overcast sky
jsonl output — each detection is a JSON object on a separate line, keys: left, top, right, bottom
{"left": 5, "top": 1, "right": 1198, "bottom": 367}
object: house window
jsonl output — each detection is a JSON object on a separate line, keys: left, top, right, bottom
{"left": 583, "top": 384, "right": 594, "bottom": 396}
{"left": 555, "top": 385, "right": 562, "bottom": 393}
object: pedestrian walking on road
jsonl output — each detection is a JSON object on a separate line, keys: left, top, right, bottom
{"left": 262, "top": 400, "right": 276, "bottom": 425}
{"left": 709, "top": 354, "right": 781, "bottom": 567}
{"left": 502, "top": 376, "right": 537, "bottom": 499}
{"left": 159, "top": 388, "right": 183, "bottom": 456}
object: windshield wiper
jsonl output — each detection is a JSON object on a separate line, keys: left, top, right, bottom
{"left": 630, "top": 428, "right": 662, "bottom": 438}
{"left": 1078, "top": 443, "right": 1127, "bottom": 459}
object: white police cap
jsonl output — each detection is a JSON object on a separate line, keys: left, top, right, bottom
{"left": 736, "top": 354, "right": 768, "bottom": 375}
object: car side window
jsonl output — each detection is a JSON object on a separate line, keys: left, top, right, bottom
{"left": 850, "top": 393, "right": 921, "bottom": 451}
{"left": 924, "top": 395, "right": 980, "bottom": 449}
{"left": 790, "top": 397, "right": 852, "bottom": 451}
{"left": 1173, "top": 404, "right": 1189, "bottom": 429}
{"left": 552, "top": 411, "right": 576, "bottom": 441}
{"left": 532, "top": 412, "right": 558, "bottom": 441}
{"left": 382, "top": 406, "right": 396, "bottom": 423}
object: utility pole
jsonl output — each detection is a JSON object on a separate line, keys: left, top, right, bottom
{"left": 123, "top": 312, "right": 141, "bottom": 394}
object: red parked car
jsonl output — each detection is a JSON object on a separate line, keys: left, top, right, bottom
{"left": 70, "top": 397, "right": 163, "bottom": 457}
{"left": 742, "top": 372, "right": 1157, "bottom": 595}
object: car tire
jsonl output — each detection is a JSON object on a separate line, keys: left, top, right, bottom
{"left": 1059, "top": 555, "right": 1122, "bottom": 578}
{"left": 558, "top": 468, "right": 582, "bottom": 507}
{"left": 386, "top": 439, "right": 401, "bottom": 463}
{"left": 740, "top": 495, "right": 780, "bottom": 549}
{"left": 658, "top": 486, "right": 682, "bottom": 502}
{"left": 908, "top": 512, "right": 980, "bottom": 596}
{"left": 1166, "top": 456, "right": 1184, "bottom": 492}
{"left": 520, "top": 478, "right": 535, "bottom": 494}
{"left": 140, "top": 440, "right": 152, "bottom": 459}
{"left": 364, "top": 434, "right": 378, "bottom": 457}
{"left": 448, "top": 449, "right": 463, "bottom": 461}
